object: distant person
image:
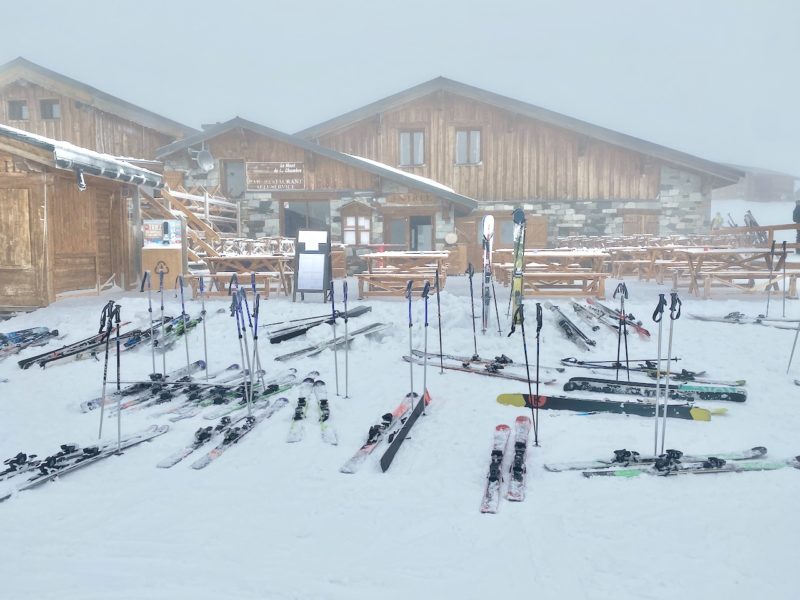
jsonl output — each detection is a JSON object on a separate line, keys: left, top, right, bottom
{"left": 710, "top": 212, "right": 723, "bottom": 231}
{"left": 794, "top": 200, "right": 800, "bottom": 253}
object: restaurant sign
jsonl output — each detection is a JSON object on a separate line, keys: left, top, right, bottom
{"left": 246, "top": 162, "right": 305, "bottom": 191}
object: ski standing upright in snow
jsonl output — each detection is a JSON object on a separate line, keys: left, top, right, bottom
{"left": 508, "top": 208, "right": 526, "bottom": 323}
{"left": 481, "top": 215, "right": 500, "bottom": 335}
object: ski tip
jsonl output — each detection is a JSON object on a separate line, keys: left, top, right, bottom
{"left": 496, "top": 394, "right": 526, "bottom": 408}
{"left": 689, "top": 407, "right": 712, "bottom": 421}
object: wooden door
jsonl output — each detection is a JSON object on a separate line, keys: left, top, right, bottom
{"left": 0, "top": 184, "right": 47, "bottom": 307}
{"left": 622, "top": 213, "right": 660, "bottom": 235}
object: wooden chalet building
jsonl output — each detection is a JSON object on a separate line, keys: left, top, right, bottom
{"left": 0, "top": 57, "right": 196, "bottom": 159}
{"left": 0, "top": 124, "right": 163, "bottom": 309}
{"left": 713, "top": 164, "right": 798, "bottom": 203}
{"left": 298, "top": 77, "right": 743, "bottom": 261}
{"left": 155, "top": 117, "right": 477, "bottom": 249}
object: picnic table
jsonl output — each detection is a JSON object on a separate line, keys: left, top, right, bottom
{"left": 493, "top": 249, "right": 610, "bottom": 297}
{"left": 204, "top": 254, "right": 295, "bottom": 296}
{"left": 672, "top": 247, "right": 789, "bottom": 296}
{"left": 357, "top": 251, "right": 448, "bottom": 298}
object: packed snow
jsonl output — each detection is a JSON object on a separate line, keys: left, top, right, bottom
{"left": 0, "top": 277, "right": 798, "bottom": 600}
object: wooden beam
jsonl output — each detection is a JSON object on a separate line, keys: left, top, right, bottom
{"left": 162, "top": 189, "right": 221, "bottom": 241}
{"left": 187, "top": 228, "right": 220, "bottom": 258}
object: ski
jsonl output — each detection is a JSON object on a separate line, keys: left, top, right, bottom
{"left": 379, "top": 389, "right": 431, "bottom": 472}
{"left": 586, "top": 298, "right": 651, "bottom": 338}
{"left": 509, "top": 208, "right": 526, "bottom": 326}
{"left": 266, "top": 305, "right": 372, "bottom": 343}
{"left": 544, "top": 446, "right": 768, "bottom": 472}
{"left": 274, "top": 322, "right": 391, "bottom": 362}
{"left": 569, "top": 301, "right": 603, "bottom": 332}
{"left": 0, "top": 328, "right": 60, "bottom": 359}
{"left": 583, "top": 456, "right": 800, "bottom": 478}
{"left": 480, "top": 424, "right": 511, "bottom": 514}
{"left": 689, "top": 312, "right": 800, "bottom": 331}
{"left": 403, "top": 354, "right": 555, "bottom": 384}
{"left": 496, "top": 393, "right": 725, "bottom": 421}
{"left": 544, "top": 302, "right": 595, "bottom": 349}
{"left": 410, "top": 349, "right": 565, "bottom": 373}
{"left": 563, "top": 376, "right": 746, "bottom": 403}
{"left": 156, "top": 417, "right": 232, "bottom": 468}
{"left": 200, "top": 376, "right": 298, "bottom": 420}
{"left": 191, "top": 398, "right": 289, "bottom": 469}
{"left": 506, "top": 416, "right": 531, "bottom": 502}
{"left": 0, "top": 326, "right": 51, "bottom": 346}
{"left": 0, "top": 425, "right": 169, "bottom": 502}
{"left": 481, "top": 215, "right": 495, "bottom": 334}
{"left": 286, "top": 376, "right": 315, "bottom": 443}
{"left": 313, "top": 379, "right": 337, "bottom": 445}
{"left": 339, "top": 395, "right": 414, "bottom": 474}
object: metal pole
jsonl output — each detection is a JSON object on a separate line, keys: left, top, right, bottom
{"left": 97, "top": 300, "right": 115, "bottom": 439}
{"left": 343, "top": 281, "right": 350, "bottom": 399}
{"left": 114, "top": 305, "right": 122, "bottom": 454}
{"left": 660, "top": 292, "right": 682, "bottom": 454}
{"left": 787, "top": 319, "right": 800, "bottom": 374}
{"left": 533, "top": 303, "right": 542, "bottom": 446}
{"left": 158, "top": 271, "right": 167, "bottom": 376}
{"left": 199, "top": 276, "right": 209, "bottom": 381}
{"left": 329, "top": 280, "right": 340, "bottom": 396}
{"left": 466, "top": 263, "right": 479, "bottom": 360}
{"left": 782, "top": 241, "right": 787, "bottom": 318}
{"left": 435, "top": 268, "right": 444, "bottom": 374}
{"left": 652, "top": 294, "right": 667, "bottom": 456}
{"left": 765, "top": 240, "right": 776, "bottom": 317}
{"left": 422, "top": 281, "right": 430, "bottom": 400}
{"left": 140, "top": 271, "right": 157, "bottom": 376}
{"left": 176, "top": 275, "right": 191, "bottom": 372}
{"left": 406, "top": 280, "right": 415, "bottom": 406}
{"left": 237, "top": 289, "right": 255, "bottom": 415}
{"left": 231, "top": 294, "right": 249, "bottom": 404}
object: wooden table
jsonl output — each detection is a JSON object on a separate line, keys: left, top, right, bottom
{"left": 672, "top": 247, "right": 785, "bottom": 296}
{"left": 205, "top": 254, "right": 295, "bottom": 295}
{"left": 357, "top": 251, "right": 448, "bottom": 298}
{"left": 493, "top": 249, "right": 610, "bottom": 297}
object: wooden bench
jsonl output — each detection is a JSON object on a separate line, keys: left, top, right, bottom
{"left": 701, "top": 270, "right": 800, "bottom": 299}
{"left": 186, "top": 272, "right": 286, "bottom": 298}
{"left": 611, "top": 260, "right": 651, "bottom": 279}
{"left": 357, "top": 272, "right": 441, "bottom": 299}
{"left": 520, "top": 271, "right": 607, "bottom": 298}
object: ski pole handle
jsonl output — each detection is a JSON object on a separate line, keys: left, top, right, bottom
{"left": 343, "top": 281, "right": 349, "bottom": 322}
{"left": 253, "top": 294, "right": 260, "bottom": 330}
{"left": 228, "top": 273, "right": 239, "bottom": 295}
{"left": 406, "top": 280, "right": 414, "bottom": 328}
{"left": 99, "top": 300, "right": 115, "bottom": 333}
{"left": 771, "top": 240, "right": 776, "bottom": 255}
{"left": 139, "top": 271, "right": 149, "bottom": 293}
{"left": 669, "top": 292, "right": 682, "bottom": 320}
{"left": 536, "top": 302, "right": 543, "bottom": 334}
{"left": 158, "top": 271, "right": 164, "bottom": 292}
{"left": 782, "top": 240, "right": 787, "bottom": 257}
{"left": 329, "top": 280, "right": 337, "bottom": 319}
{"left": 466, "top": 263, "right": 474, "bottom": 278}
{"left": 652, "top": 294, "right": 667, "bottom": 322}
{"left": 613, "top": 282, "right": 628, "bottom": 300}
{"left": 250, "top": 272, "right": 257, "bottom": 295}
{"left": 422, "top": 281, "right": 430, "bottom": 326}
{"left": 199, "top": 275, "right": 205, "bottom": 296}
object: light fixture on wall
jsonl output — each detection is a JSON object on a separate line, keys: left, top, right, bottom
{"left": 75, "top": 168, "right": 86, "bottom": 192}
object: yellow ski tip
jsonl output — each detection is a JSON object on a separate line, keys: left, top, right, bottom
{"left": 689, "top": 407, "right": 712, "bottom": 421}
{"left": 496, "top": 394, "right": 526, "bottom": 408}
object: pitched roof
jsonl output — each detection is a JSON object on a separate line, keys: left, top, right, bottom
{"left": 155, "top": 117, "right": 478, "bottom": 209}
{"left": 0, "top": 122, "right": 163, "bottom": 188}
{"left": 296, "top": 76, "right": 743, "bottom": 184}
{"left": 0, "top": 57, "right": 197, "bottom": 139}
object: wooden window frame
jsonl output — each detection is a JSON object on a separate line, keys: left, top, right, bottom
{"left": 398, "top": 129, "right": 425, "bottom": 167}
{"left": 455, "top": 128, "right": 481, "bottom": 165}
{"left": 40, "top": 99, "right": 61, "bottom": 120}
{"left": 7, "top": 100, "right": 28, "bottom": 121}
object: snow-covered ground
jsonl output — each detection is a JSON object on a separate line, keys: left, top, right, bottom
{"left": 1, "top": 277, "right": 799, "bottom": 600}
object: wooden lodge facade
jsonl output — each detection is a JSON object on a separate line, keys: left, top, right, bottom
{"left": 0, "top": 124, "right": 163, "bottom": 309}
{"left": 298, "top": 78, "right": 743, "bottom": 262}
{"left": 155, "top": 118, "right": 477, "bottom": 253}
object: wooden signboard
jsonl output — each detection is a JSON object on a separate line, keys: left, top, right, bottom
{"left": 246, "top": 162, "right": 305, "bottom": 191}
{"left": 292, "top": 229, "right": 331, "bottom": 302}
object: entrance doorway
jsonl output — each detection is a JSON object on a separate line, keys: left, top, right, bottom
{"left": 410, "top": 215, "right": 433, "bottom": 250}
{"left": 282, "top": 200, "right": 330, "bottom": 238}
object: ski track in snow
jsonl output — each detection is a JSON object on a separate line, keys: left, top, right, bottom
{"left": 0, "top": 277, "right": 798, "bottom": 600}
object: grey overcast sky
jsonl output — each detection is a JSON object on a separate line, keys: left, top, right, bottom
{"left": 2, "top": 0, "right": 799, "bottom": 175}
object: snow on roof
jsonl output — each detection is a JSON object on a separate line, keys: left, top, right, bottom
{"left": 344, "top": 153, "right": 457, "bottom": 194}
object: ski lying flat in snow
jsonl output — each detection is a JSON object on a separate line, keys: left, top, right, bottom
{"left": 339, "top": 395, "right": 414, "bottom": 474}
{"left": 544, "top": 446, "right": 768, "bottom": 472}
{"left": 689, "top": 312, "right": 800, "bottom": 330}
{"left": 506, "top": 416, "right": 531, "bottom": 502}
{"left": 0, "top": 328, "right": 60, "bottom": 359}
{"left": 274, "top": 322, "right": 391, "bottom": 362}
{"left": 563, "top": 376, "right": 746, "bottom": 403}
{"left": 480, "top": 424, "right": 511, "bottom": 514}
{"left": 402, "top": 355, "right": 556, "bottom": 384}
{"left": 313, "top": 379, "right": 337, "bottom": 445}
{"left": 191, "top": 399, "right": 289, "bottom": 469}
{"left": 0, "top": 425, "right": 169, "bottom": 502}
{"left": 544, "top": 302, "right": 595, "bottom": 350}
{"left": 410, "top": 349, "right": 565, "bottom": 373}
{"left": 286, "top": 377, "right": 315, "bottom": 443}
{"left": 200, "top": 377, "right": 298, "bottom": 420}
{"left": 585, "top": 298, "right": 651, "bottom": 338}
{"left": 379, "top": 389, "right": 431, "bottom": 472}
{"left": 266, "top": 305, "right": 372, "bottom": 343}
{"left": 583, "top": 457, "right": 800, "bottom": 478}
{"left": 0, "top": 443, "right": 85, "bottom": 483}
{"left": 496, "top": 393, "right": 725, "bottom": 421}
{"left": 156, "top": 417, "right": 233, "bottom": 468}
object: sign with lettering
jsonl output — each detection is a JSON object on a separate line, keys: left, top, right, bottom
{"left": 246, "top": 162, "right": 305, "bottom": 191}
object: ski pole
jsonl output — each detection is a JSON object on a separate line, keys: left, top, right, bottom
{"left": 613, "top": 282, "right": 630, "bottom": 382}
{"left": 652, "top": 294, "right": 667, "bottom": 456}
{"left": 514, "top": 304, "right": 538, "bottom": 447}
{"left": 435, "top": 268, "right": 444, "bottom": 375}
{"left": 139, "top": 271, "right": 157, "bottom": 377}
{"left": 175, "top": 275, "right": 191, "bottom": 373}
{"left": 782, "top": 241, "right": 787, "bottom": 318}
{"left": 329, "top": 280, "right": 340, "bottom": 396}
{"left": 158, "top": 270, "right": 167, "bottom": 376}
{"left": 491, "top": 277, "right": 502, "bottom": 336}
{"left": 113, "top": 304, "right": 122, "bottom": 454}
{"left": 97, "top": 300, "right": 115, "bottom": 439}
{"left": 231, "top": 293, "right": 249, "bottom": 406}
{"left": 242, "top": 276, "right": 265, "bottom": 388}
{"left": 343, "top": 281, "right": 350, "bottom": 399}
{"left": 533, "top": 302, "right": 542, "bottom": 446}
{"left": 405, "top": 280, "right": 415, "bottom": 407}
{"left": 660, "top": 292, "right": 682, "bottom": 454}
{"left": 198, "top": 275, "right": 210, "bottom": 381}
{"left": 466, "top": 262, "right": 479, "bottom": 360}
{"left": 421, "top": 280, "right": 431, "bottom": 406}
{"left": 787, "top": 318, "right": 800, "bottom": 374}
{"left": 765, "top": 240, "right": 776, "bottom": 317}
{"left": 237, "top": 289, "right": 255, "bottom": 414}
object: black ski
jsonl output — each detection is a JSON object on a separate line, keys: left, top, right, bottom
{"left": 379, "top": 390, "right": 430, "bottom": 472}
{"left": 563, "top": 376, "right": 746, "bottom": 403}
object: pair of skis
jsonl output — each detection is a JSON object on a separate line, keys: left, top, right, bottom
{"left": 545, "top": 446, "right": 768, "bottom": 472}
{"left": 480, "top": 416, "right": 532, "bottom": 513}
{"left": 274, "top": 322, "right": 390, "bottom": 362}
{"left": 562, "top": 376, "right": 747, "bottom": 403}
{"left": 0, "top": 327, "right": 60, "bottom": 360}
{"left": 265, "top": 305, "right": 372, "bottom": 343}
{"left": 286, "top": 376, "right": 337, "bottom": 445}
{"left": 403, "top": 352, "right": 555, "bottom": 384}
{"left": 544, "top": 302, "right": 596, "bottom": 350}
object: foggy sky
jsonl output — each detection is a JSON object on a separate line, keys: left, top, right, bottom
{"left": 2, "top": 0, "right": 799, "bottom": 176}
